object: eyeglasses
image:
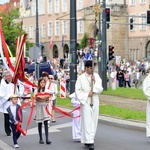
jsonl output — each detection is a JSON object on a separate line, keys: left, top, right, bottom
{"left": 49, "top": 78, "right": 53, "bottom": 79}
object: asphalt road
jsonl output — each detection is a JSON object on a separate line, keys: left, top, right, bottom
{"left": 0, "top": 107, "right": 149, "bottom": 150}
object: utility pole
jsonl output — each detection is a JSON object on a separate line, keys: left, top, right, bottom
{"left": 101, "top": 0, "right": 107, "bottom": 90}
{"left": 98, "top": 0, "right": 102, "bottom": 79}
{"left": 70, "top": 0, "right": 77, "bottom": 94}
{"left": 35, "top": 0, "right": 39, "bottom": 47}
{"left": 35, "top": 0, "right": 39, "bottom": 80}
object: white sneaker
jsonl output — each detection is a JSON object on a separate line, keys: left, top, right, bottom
{"left": 14, "top": 144, "right": 19, "bottom": 148}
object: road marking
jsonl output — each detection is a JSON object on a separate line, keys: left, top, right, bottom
{"left": 27, "top": 122, "right": 72, "bottom": 135}
{"left": 0, "top": 140, "right": 15, "bottom": 150}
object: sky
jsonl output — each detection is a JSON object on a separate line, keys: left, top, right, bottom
{"left": 0, "top": 0, "right": 10, "bottom": 4}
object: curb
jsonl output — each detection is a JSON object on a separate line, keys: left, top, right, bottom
{"left": 99, "top": 115, "right": 145, "bottom": 129}
{"left": 61, "top": 107, "right": 145, "bottom": 129}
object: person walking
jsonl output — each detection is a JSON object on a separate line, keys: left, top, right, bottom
{"left": 48, "top": 75, "right": 58, "bottom": 123}
{"left": 133, "top": 68, "right": 142, "bottom": 88}
{"left": 124, "top": 71, "right": 131, "bottom": 88}
{"left": 75, "top": 60, "right": 103, "bottom": 150}
{"left": 143, "top": 67, "right": 150, "bottom": 138}
{"left": 6, "top": 94, "right": 22, "bottom": 148}
{"left": 34, "top": 78, "right": 51, "bottom": 144}
{"left": 0, "top": 71, "right": 24, "bottom": 136}
{"left": 69, "top": 92, "right": 81, "bottom": 142}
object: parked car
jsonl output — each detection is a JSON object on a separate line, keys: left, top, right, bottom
{"left": 25, "top": 62, "right": 53, "bottom": 77}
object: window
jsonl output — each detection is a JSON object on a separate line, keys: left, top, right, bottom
{"left": 48, "top": 0, "right": 52, "bottom": 14}
{"left": 55, "top": 21, "right": 60, "bottom": 36}
{"left": 140, "top": 0, "right": 146, "bottom": 4}
{"left": 77, "top": 19, "right": 84, "bottom": 34}
{"left": 130, "top": 0, "right": 135, "bottom": 5}
{"left": 48, "top": 22, "right": 53, "bottom": 37}
{"left": 62, "top": 20, "right": 67, "bottom": 35}
{"left": 140, "top": 13, "right": 146, "bottom": 30}
{"left": 42, "top": 24, "right": 46, "bottom": 38}
{"left": 62, "top": 0, "right": 67, "bottom": 12}
{"left": 29, "top": 26, "right": 34, "bottom": 39}
{"left": 78, "top": 0, "right": 83, "bottom": 10}
{"left": 55, "top": 0, "right": 59, "bottom": 13}
{"left": 23, "top": 26, "right": 28, "bottom": 34}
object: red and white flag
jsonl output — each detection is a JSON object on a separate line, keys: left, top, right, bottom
{"left": 13, "top": 34, "right": 27, "bottom": 84}
{"left": 49, "top": 37, "right": 53, "bottom": 49}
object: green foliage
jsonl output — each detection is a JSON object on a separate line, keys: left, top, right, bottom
{"left": 0, "top": 8, "right": 33, "bottom": 56}
{"left": 79, "top": 33, "right": 89, "bottom": 49}
{"left": 100, "top": 104, "right": 146, "bottom": 121}
{"left": 102, "top": 88, "right": 147, "bottom": 100}
{"left": 0, "top": 8, "right": 22, "bottom": 56}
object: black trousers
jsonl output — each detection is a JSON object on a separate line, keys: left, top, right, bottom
{"left": 4, "top": 113, "right": 11, "bottom": 135}
{"left": 10, "top": 122, "right": 21, "bottom": 145}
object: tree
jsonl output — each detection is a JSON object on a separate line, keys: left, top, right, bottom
{"left": 80, "top": 33, "right": 89, "bottom": 49}
{"left": 0, "top": 8, "right": 24, "bottom": 56}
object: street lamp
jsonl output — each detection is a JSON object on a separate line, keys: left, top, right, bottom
{"left": 70, "top": 0, "right": 77, "bottom": 94}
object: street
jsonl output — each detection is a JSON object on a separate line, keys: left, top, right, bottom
{"left": 0, "top": 107, "right": 149, "bottom": 150}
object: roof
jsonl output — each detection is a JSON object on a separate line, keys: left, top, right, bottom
{"left": 0, "top": 4, "right": 7, "bottom": 13}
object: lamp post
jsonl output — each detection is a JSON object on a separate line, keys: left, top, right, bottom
{"left": 35, "top": 0, "right": 39, "bottom": 80}
{"left": 70, "top": 0, "right": 77, "bottom": 94}
{"left": 101, "top": 0, "right": 107, "bottom": 90}
{"left": 35, "top": 0, "right": 39, "bottom": 46}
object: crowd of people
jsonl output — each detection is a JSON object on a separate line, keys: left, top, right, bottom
{"left": 109, "top": 59, "right": 149, "bottom": 89}
{"left": 0, "top": 51, "right": 150, "bottom": 150}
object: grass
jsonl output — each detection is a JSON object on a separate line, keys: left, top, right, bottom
{"left": 102, "top": 87, "right": 147, "bottom": 100}
{"left": 100, "top": 104, "right": 146, "bottom": 121}
{"left": 56, "top": 87, "right": 147, "bottom": 121}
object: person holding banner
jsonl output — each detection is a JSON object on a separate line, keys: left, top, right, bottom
{"left": 6, "top": 94, "right": 22, "bottom": 148}
{"left": 34, "top": 78, "right": 51, "bottom": 145}
{"left": 75, "top": 60, "right": 103, "bottom": 150}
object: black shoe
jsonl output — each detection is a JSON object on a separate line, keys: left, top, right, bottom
{"left": 39, "top": 139, "right": 44, "bottom": 144}
{"left": 46, "top": 140, "right": 51, "bottom": 144}
{"left": 52, "top": 120, "right": 56, "bottom": 123}
{"left": 7, "top": 133, "right": 11, "bottom": 136}
{"left": 88, "top": 144, "right": 94, "bottom": 150}
{"left": 84, "top": 143, "right": 90, "bottom": 147}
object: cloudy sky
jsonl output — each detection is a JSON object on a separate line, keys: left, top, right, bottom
{"left": 0, "top": 0, "right": 10, "bottom": 4}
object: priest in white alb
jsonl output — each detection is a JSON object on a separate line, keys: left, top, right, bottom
{"left": 75, "top": 60, "right": 103, "bottom": 150}
{"left": 143, "top": 67, "right": 150, "bottom": 138}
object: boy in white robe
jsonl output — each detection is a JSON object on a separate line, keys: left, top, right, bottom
{"left": 143, "top": 67, "right": 150, "bottom": 138}
{"left": 75, "top": 60, "right": 103, "bottom": 150}
{"left": 69, "top": 92, "right": 81, "bottom": 142}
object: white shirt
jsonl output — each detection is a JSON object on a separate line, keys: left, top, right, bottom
{"left": 9, "top": 104, "right": 17, "bottom": 123}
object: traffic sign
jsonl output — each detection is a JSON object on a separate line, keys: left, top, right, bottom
{"left": 29, "top": 46, "right": 41, "bottom": 60}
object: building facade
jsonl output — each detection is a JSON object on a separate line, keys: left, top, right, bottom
{"left": 126, "top": 0, "right": 150, "bottom": 62}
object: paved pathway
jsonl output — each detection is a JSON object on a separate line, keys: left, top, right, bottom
{"left": 100, "top": 95, "right": 146, "bottom": 112}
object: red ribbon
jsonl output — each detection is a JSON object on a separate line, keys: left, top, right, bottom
{"left": 17, "top": 98, "right": 35, "bottom": 136}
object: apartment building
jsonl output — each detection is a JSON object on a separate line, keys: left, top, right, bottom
{"left": 126, "top": 0, "right": 149, "bottom": 62}
{"left": 19, "top": 0, "right": 96, "bottom": 59}
{"left": 0, "top": 0, "right": 126, "bottom": 62}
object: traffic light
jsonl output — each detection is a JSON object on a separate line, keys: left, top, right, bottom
{"left": 106, "top": 8, "right": 110, "bottom": 22}
{"left": 106, "top": 8, "right": 110, "bottom": 29}
{"left": 147, "top": 10, "right": 150, "bottom": 25}
{"left": 130, "top": 18, "right": 133, "bottom": 30}
{"left": 108, "top": 45, "right": 114, "bottom": 61}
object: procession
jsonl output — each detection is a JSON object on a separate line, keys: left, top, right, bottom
{"left": 1, "top": 0, "right": 150, "bottom": 150}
